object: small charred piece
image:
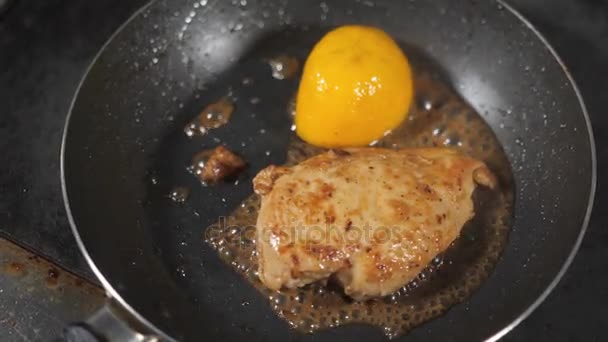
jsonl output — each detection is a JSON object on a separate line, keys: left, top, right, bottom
{"left": 191, "top": 146, "right": 246, "bottom": 184}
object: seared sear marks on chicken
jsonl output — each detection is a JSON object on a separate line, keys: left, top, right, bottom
{"left": 253, "top": 148, "right": 496, "bottom": 299}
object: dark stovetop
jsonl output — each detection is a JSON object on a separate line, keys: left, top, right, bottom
{"left": 0, "top": 0, "right": 606, "bottom": 340}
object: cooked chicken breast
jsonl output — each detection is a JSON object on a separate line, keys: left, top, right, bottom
{"left": 253, "top": 148, "right": 496, "bottom": 299}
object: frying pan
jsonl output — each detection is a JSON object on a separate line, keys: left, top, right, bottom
{"left": 60, "top": 0, "right": 596, "bottom": 341}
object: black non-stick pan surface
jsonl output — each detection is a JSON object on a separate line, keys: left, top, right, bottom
{"left": 61, "top": 0, "right": 595, "bottom": 340}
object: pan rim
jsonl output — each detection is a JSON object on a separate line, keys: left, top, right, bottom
{"left": 484, "top": 1, "right": 597, "bottom": 341}
{"left": 59, "top": 0, "right": 174, "bottom": 340}
{"left": 59, "top": 0, "right": 597, "bottom": 341}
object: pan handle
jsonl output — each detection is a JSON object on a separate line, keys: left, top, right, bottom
{"left": 58, "top": 302, "right": 160, "bottom": 342}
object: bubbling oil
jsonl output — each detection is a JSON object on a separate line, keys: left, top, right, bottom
{"left": 184, "top": 97, "right": 234, "bottom": 137}
{"left": 268, "top": 55, "right": 300, "bottom": 80}
{"left": 205, "top": 68, "right": 514, "bottom": 338}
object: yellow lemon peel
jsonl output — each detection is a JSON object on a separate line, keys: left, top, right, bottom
{"left": 295, "top": 25, "right": 414, "bottom": 147}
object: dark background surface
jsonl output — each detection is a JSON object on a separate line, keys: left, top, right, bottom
{"left": 0, "top": 0, "right": 605, "bottom": 341}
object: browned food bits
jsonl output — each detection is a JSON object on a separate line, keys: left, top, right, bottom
{"left": 191, "top": 146, "right": 246, "bottom": 184}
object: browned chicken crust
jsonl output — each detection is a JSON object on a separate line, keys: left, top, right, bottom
{"left": 253, "top": 148, "right": 496, "bottom": 299}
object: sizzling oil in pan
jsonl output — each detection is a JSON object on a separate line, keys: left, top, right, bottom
{"left": 205, "top": 63, "right": 514, "bottom": 338}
